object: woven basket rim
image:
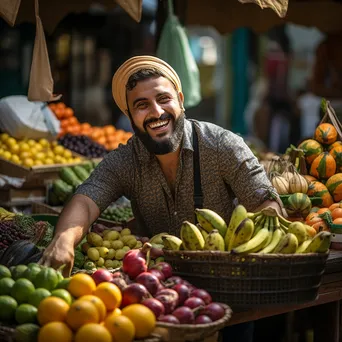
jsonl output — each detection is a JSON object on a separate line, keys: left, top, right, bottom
{"left": 156, "top": 303, "right": 232, "bottom": 330}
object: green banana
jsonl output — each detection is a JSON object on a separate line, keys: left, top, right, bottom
{"left": 278, "top": 215, "right": 293, "bottom": 228}
{"left": 258, "top": 228, "right": 284, "bottom": 254}
{"left": 303, "top": 231, "right": 331, "bottom": 253}
{"left": 203, "top": 229, "right": 225, "bottom": 251}
{"left": 273, "top": 233, "right": 298, "bottom": 254}
{"left": 261, "top": 216, "right": 274, "bottom": 250}
{"left": 296, "top": 239, "right": 312, "bottom": 254}
{"left": 149, "top": 232, "right": 169, "bottom": 245}
{"left": 224, "top": 205, "right": 248, "bottom": 251}
{"left": 247, "top": 211, "right": 262, "bottom": 220}
{"left": 162, "top": 235, "right": 183, "bottom": 251}
{"left": 288, "top": 221, "right": 307, "bottom": 245}
{"left": 232, "top": 227, "right": 270, "bottom": 254}
{"left": 180, "top": 221, "right": 205, "bottom": 251}
{"left": 251, "top": 214, "right": 267, "bottom": 237}
{"left": 231, "top": 218, "right": 255, "bottom": 249}
{"left": 195, "top": 208, "right": 228, "bottom": 237}
{"left": 197, "top": 224, "right": 209, "bottom": 240}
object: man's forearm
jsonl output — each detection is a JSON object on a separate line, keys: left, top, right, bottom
{"left": 53, "top": 194, "right": 100, "bottom": 247}
{"left": 255, "top": 199, "right": 284, "bottom": 217}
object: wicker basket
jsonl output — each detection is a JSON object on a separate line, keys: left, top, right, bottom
{"left": 155, "top": 304, "right": 232, "bottom": 342}
{"left": 163, "top": 250, "right": 329, "bottom": 309}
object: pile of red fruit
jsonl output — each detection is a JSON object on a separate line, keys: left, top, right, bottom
{"left": 90, "top": 244, "right": 226, "bottom": 325}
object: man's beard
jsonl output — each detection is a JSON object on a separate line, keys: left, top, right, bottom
{"left": 130, "top": 111, "right": 185, "bottom": 155}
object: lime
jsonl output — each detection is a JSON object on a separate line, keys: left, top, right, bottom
{"left": 22, "top": 265, "right": 41, "bottom": 283}
{"left": 51, "top": 289, "right": 73, "bottom": 305}
{"left": 15, "top": 323, "right": 40, "bottom": 342}
{"left": 57, "top": 271, "right": 64, "bottom": 283}
{"left": 28, "top": 288, "right": 51, "bottom": 308}
{"left": 0, "top": 295, "right": 18, "bottom": 321}
{"left": 34, "top": 267, "right": 59, "bottom": 291}
{"left": 15, "top": 304, "right": 38, "bottom": 324}
{"left": 12, "top": 265, "right": 28, "bottom": 280}
{"left": 56, "top": 278, "right": 71, "bottom": 290}
{"left": 0, "top": 277, "right": 15, "bottom": 295}
{"left": 11, "top": 278, "right": 35, "bottom": 304}
{"left": 83, "top": 261, "right": 96, "bottom": 270}
{"left": 0, "top": 265, "right": 11, "bottom": 279}
{"left": 27, "top": 263, "right": 41, "bottom": 269}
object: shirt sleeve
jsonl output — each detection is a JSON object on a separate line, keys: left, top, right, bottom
{"left": 74, "top": 144, "right": 133, "bottom": 212}
{"left": 218, "top": 131, "right": 280, "bottom": 211}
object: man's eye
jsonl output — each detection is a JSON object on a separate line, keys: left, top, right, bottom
{"left": 137, "top": 103, "right": 147, "bottom": 109}
{"left": 159, "top": 97, "right": 169, "bottom": 103}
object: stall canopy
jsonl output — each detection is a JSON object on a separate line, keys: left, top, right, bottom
{"left": 181, "top": 0, "right": 342, "bottom": 34}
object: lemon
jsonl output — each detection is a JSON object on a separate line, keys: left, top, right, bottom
{"left": 53, "top": 145, "right": 64, "bottom": 155}
{"left": 44, "top": 158, "right": 54, "bottom": 165}
{"left": 46, "top": 150, "right": 54, "bottom": 159}
{"left": 35, "top": 144, "right": 43, "bottom": 152}
{"left": 3, "top": 151, "right": 12, "bottom": 160}
{"left": 6, "top": 137, "right": 17, "bottom": 147}
{"left": 34, "top": 160, "right": 44, "bottom": 166}
{"left": 0, "top": 133, "right": 9, "bottom": 142}
{"left": 20, "top": 151, "right": 31, "bottom": 159}
{"left": 73, "top": 157, "right": 82, "bottom": 163}
{"left": 35, "top": 152, "right": 45, "bottom": 161}
{"left": 39, "top": 138, "right": 49, "bottom": 147}
{"left": 11, "top": 155, "right": 20, "bottom": 164}
{"left": 20, "top": 143, "right": 30, "bottom": 152}
{"left": 27, "top": 139, "right": 36, "bottom": 147}
{"left": 23, "top": 158, "right": 34, "bottom": 167}
{"left": 54, "top": 155, "right": 64, "bottom": 164}
{"left": 51, "top": 141, "right": 58, "bottom": 147}
{"left": 63, "top": 150, "right": 72, "bottom": 159}
{"left": 10, "top": 144, "right": 20, "bottom": 154}
{"left": 30, "top": 147, "right": 38, "bottom": 155}
{"left": 59, "top": 157, "right": 67, "bottom": 164}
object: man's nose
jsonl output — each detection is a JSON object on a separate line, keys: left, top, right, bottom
{"left": 150, "top": 102, "right": 164, "bottom": 118}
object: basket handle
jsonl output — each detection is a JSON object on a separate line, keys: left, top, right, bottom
{"left": 320, "top": 100, "right": 342, "bottom": 140}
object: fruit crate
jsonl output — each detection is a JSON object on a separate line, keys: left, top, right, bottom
{"left": 163, "top": 250, "right": 329, "bottom": 310}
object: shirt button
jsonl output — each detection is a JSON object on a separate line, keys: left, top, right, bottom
{"left": 174, "top": 212, "right": 177, "bottom": 216}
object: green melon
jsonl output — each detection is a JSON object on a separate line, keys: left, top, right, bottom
{"left": 286, "top": 193, "right": 312, "bottom": 217}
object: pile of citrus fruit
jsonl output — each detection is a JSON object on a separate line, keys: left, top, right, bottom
{"left": 0, "top": 264, "right": 156, "bottom": 342}
{"left": 0, "top": 133, "right": 82, "bottom": 167}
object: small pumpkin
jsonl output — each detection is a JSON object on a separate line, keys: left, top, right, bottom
{"left": 288, "top": 173, "right": 308, "bottom": 194}
{"left": 303, "top": 175, "right": 317, "bottom": 184}
{"left": 310, "top": 152, "right": 336, "bottom": 180}
{"left": 329, "top": 145, "right": 342, "bottom": 173}
{"left": 314, "top": 123, "right": 338, "bottom": 145}
{"left": 307, "top": 181, "right": 334, "bottom": 208}
{"left": 286, "top": 193, "right": 312, "bottom": 218}
{"left": 271, "top": 174, "right": 289, "bottom": 195}
{"left": 327, "top": 141, "right": 342, "bottom": 152}
{"left": 325, "top": 173, "right": 342, "bottom": 202}
{"left": 297, "top": 139, "right": 324, "bottom": 165}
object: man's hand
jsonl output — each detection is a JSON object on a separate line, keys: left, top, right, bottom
{"left": 38, "top": 235, "right": 75, "bottom": 277}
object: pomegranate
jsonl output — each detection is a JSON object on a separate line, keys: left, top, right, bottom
{"left": 172, "top": 284, "right": 190, "bottom": 305}
{"left": 92, "top": 223, "right": 107, "bottom": 234}
{"left": 184, "top": 297, "right": 205, "bottom": 309}
{"left": 155, "top": 288, "right": 179, "bottom": 314}
{"left": 195, "top": 315, "right": 212, "bottom": 324}
{"left": 141, "top": 237, "right": 150, "bottom": 243}
{"left": 141, "top": 298, "right": 165, "bottom": 318}
{"left": 121, "top": 283, "right": 149, "bottom": 307}
{"left": 172, "top": 306, "right": 195, "bottom": 324}
{"left": 151, "top": 262, "right": 173, "bottom": 280}
{"left": 191, "top": 289, "right": 212, "bottom": 305}
{"left": 110, "top": 277, "right": 127, "bottom": 291}
{"left": 200, "top": 303, "right": 225, "bottom": 321}
{"left": 158, "top": 315, "right": 180, "bottom": 324}
{"left": 135, "top": 272, "right": 160, "bottom": 296}
{"left": 181, "top": 280, "right": 197, "bottom": 291}
{"left": 150, "top": 247, "right": 164, "bottom": 259}
{"left": 122, "top": 243, "right": 151, "bottom": 279}
{"left": 164, "top": 276, "right": 183, "bottom": 287}
{"left": 148, "top": 268, "right": 165, "bottom": 282}
{"left": 91, "top": 269, "right": 112, "bottom": 285}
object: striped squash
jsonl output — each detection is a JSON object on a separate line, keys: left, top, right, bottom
{"left": 310, "top": 152, "right": 336, "bottom": 180}
{"left": 329, "top": 145, "right": 342, "bottom": 173}
{"left": 314, "top": 123, "right": 338, "bottom": 145}
{"left": 326, "top": 173, "right": 342, "bottom": 202}
{"left": 303, "top": 175, "right": 317, "bottom": 185}
{"left": 297, "top": 139, "right": 323, "bottom": 165}
{"left": 327, "top": 141, "right": 342, "bottom": 152}
{"left": 286, "top": 193, "right": 312, "bottom": 217}
{"left": 307, "top": 180, "right": 334, "bottom": 208}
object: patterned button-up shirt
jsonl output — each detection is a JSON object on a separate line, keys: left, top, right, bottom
{"left": 75, "top": 119, "right": 278, "bottom": 237}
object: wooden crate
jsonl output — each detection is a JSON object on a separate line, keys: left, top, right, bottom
{"left": 0, "top": 188, "right": 46, "bottom": 207}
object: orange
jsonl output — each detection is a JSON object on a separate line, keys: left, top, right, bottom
{"left": 121, "top": 304, "right": 156, "bottom": 339}
{"left": 66, "top": 299, "right": 99, "bottom": 330}
{"left": 79, "top": 295, "right": 107, "bottom": 322}
{"left": 68, "top": 273, "right": 96, "bottom": 298}
{"left": 305, "top": 212, "right": 318, "bottom": 223}
{"left": 104, "top": 314, "right": 135, "bottom": 342}
{"left": 93, "top": 283, "right": 122, "bottom": 311}
{"left": 332, "top": 208, "right": 342, "bottom": 220}
{"left": 329, "top": 202, "right": 342, "bottom": 211}
{"left": 317, "top": 208, "right": 330, "bottom": 215}
{"left": 75, "top": 323, "right": 112, "bottom": 342}
{"left": 64, "top": 107, "right": 74, "bottom": 118}
{"left": 333, "top": 217, "right": 342, "bottom": 225}
{"left": 37, "top": 297, "right": 69, "bottom": 325}
{"left": 105, "top": 308, "right": 122, "bottom": 321}
{"left": 38, "top": 321, "right": 73, "bottom": 342}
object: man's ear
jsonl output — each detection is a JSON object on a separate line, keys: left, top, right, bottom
{"left": 179, "top": 92, "right": 185, "bottom": 110}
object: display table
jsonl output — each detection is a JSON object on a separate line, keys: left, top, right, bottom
{"left": 227, "top": 250, "right": 342, "bottom": 342}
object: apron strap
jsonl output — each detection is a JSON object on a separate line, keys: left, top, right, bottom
{"left": 192, "top": 121, "right": 203, "bottom": 209}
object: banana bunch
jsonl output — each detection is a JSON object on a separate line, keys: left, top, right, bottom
{"left": 0, "top": 207, "right": 15, "bottom": 221}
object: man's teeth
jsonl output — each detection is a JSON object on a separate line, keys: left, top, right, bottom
{"left": 149, "top": 120, "right": 169, "bottom": 129}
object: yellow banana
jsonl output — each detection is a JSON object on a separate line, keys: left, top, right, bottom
{"left": 162, "top": 235, "right": 183, "bottom": 251}
{"left": 195, "top": 208, "right": 227, "bottom": 237}
{"left": 296, "top": 239, "right": 312, "bottom": 254}
{"left": 231, "top": 218, "right": 255, "bottom": 249}
{"left": 232, "top": 227, "right": 270, "bottom": 254}
{"left": 150, "top": 232, "right": 169, "bottom": 245}
{"left": 203, "top": 229, "right": 225, "bottom": 251}
{"left": 180, "top": 221, "right": 205, "bottom": 251}
{"left": 224, "top": 205, "right": 248, "bottom": 251}
{"left": 303, "top": 231, "right": 331, "bottom": 253}
{"left": 197, "top": 224, "right": 209, "bottom": 240}
{"left": 273, "top": 233, "right": 298, "bottom": 254}
{"left": 278, "top": 215, "right": 293, "bottom": 228}
{"left": 288, "top": 221, "right": 307, "bottom": 245}
{"left": 258, "top": 228, "right": 284, "bottom": 254}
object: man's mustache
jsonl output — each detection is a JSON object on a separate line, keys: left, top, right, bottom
{"left": 144, "top": 113, "right": 173, "bottom": 130}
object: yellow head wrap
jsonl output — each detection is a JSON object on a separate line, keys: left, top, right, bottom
{"left": 112, "top": 55, "right": 182, "bottom": 116}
